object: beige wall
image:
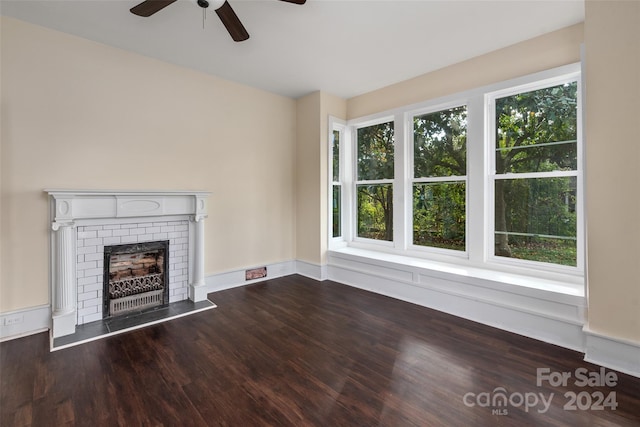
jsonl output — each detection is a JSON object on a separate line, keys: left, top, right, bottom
{"left": 295, "top": 91, "right": 346, "bottom": 266}
{"left": 295, "top": 92, "right": 322, "bottom": 265}
{"left": 348, "top": 23, "right": 584, "bottom": 119}
{"left": 0, "top": 17, "right": 296, "bottom": 311}
{"left": 584, "top": 0, "right": 640, "bottom": 342}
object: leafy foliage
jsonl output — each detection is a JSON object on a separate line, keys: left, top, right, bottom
{"left": 332, "top": 185, "right": 341, "bottom": 238}
{"left": 413, "top": 182, "right": 465, "bottom": 250}
{"left": 413, "top": 107, "right": 467, "bottom": 250}
{"left": 414, "top": 106, "right": 467, "bottom": 178}
{"left": 495, "top": 82, "right": 578, "bottom": 265}
{"left": 332, "top": 130, "right": 340, "bottom": 182}
{"left": 357, "top": 122, "right": 394, "bottom": 180}
{"left": 357, "top": 122, "right": 394, "bottom": 241}
{"left": 358, "top": 184, "right": 393, "bottom": 241}
{"left": 498, "top": 177, "right": 577, "bottom": 237}
{"left": 332, "top": 130, "right": 341, "bottom": 238}
{"left": 496, "top": 82, "right": 577, "bottom": 173}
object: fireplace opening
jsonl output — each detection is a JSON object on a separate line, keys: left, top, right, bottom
{"left": 103, "top": 240, "right": 170, "bottom": 318}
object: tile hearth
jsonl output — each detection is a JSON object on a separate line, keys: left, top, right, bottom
{"left": 52, "top": 299, "right": 216, "bottom": 350}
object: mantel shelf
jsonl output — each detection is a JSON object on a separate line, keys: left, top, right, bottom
{"left": 44, "top": 189, "right": 210, "bottom": 197}
{"left": 45, "top": 189, "right": 210, "bottom": 223}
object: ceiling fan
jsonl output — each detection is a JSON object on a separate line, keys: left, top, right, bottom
{"left": 130, "top": 0, "right": 306, "bottom": 42}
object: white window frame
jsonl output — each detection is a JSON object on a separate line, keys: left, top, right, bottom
{"left": 486, "top": 71, "right": 583, "bottom": 274}
{"left": 408, "top": 101, "right": 470, "bottom": 258}
{"left": 351, "top": 115, "right": 396, "bottom": 248}
{"left": 329, "top": 118, "right": 348, "bottom": 248}
{"left": 329, "top": 63, "right": 584, "bottom": 282}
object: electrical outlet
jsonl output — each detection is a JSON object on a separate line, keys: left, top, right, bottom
{"left": 3, "top": 314, "right": 24, "bottom": 326}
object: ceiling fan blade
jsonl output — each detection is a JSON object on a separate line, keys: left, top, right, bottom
{"left": 215, "top": 1, "right": 249, "bottom": 42}
{"left": 130, "top": 0, "right": 178, "bottom": 17}
{"left": 279, "top": 0, "right": 306, "bottom": 3}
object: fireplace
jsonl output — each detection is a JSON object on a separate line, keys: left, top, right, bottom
{"left": 103, "top": 240, "right": 170, "bottom": 318}
{"left": 46, "top": 190, "right": 210, "bottom": 339}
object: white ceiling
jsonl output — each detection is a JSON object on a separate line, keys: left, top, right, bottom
{"left": 1, "top": 0, "right": 584, "bottom": 99}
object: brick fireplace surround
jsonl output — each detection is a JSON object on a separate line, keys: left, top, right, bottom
{"left": 46, "top": 190, "right": 210, "bottom": 339}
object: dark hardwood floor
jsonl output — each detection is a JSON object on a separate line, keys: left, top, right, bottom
{"left": 2, "top": 275, "right": 639, "bottom": 426}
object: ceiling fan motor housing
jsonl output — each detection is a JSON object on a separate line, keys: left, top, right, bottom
{"left": 198, "top": 0, "right": 226, "bottom": 9}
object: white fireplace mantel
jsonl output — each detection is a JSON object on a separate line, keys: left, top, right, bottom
{"left": 46, "top": 189, "right": 210, "bottom": 224}
{"left": 45, "top": 189, "right": 210, "bottom": 338}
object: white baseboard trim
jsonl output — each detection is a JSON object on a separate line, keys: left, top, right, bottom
{"left": 204, "top": 260, "right": 297, "bottom": 293}
{"left": 327, "top": 250, "right": 586, "bottom": 352}
{"left": 295, "top": 260, "right": 327, "bottom": 281}
{"left": 584, "top": 328, "right": 640, "bottom": 378}
{"left": 0, "top": 305, "right": 51, "bottom": 342}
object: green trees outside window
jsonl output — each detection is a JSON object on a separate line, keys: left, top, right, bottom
{"left": 494, "top": 82, "right": 578, "bottom": 266}
{"left": 357, "top": 121, "right": 394, "bottom": 241}
{"left": 413, "top": 106, "right": 467, "bottom": 250}
{"left": 334, "top": 67, "right": 581, "bottom": 272}
{"left": 332, "top": 130, "right": 341, "bottom": 238}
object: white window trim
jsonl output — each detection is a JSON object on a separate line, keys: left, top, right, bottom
{"left": 328, "top": 117, "right": 348, "bottom": 249}
{"left": 351, "top": 116, "right": 397, "bottom": 248}
{"left": 408, "top": 100, "right": 470, "bottom": 258}
{"left": 486, "top": 70, "right": 583, "bottom": 274}
{"left": 329, "top": 63, "right": 584, "bottom": 292}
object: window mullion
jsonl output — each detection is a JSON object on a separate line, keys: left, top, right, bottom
{"left": 413, "top": 176, "right": 467, "bottom": 184}
{"left": 355, "top": 179, "right": 394, "bottom": 185}
{"left": 467, "top": 95, "right": 486, "bottom": 264}
{"left": 393, "top": 113, "right": 407, "bottom": 250}
{"left": 494, "top": 170, "right": 579, "bottom": 180}
{"left": 345, "top": 126, "right": 355, "bottom": 243}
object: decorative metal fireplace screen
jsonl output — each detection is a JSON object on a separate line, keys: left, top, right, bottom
{"left": 103, "top": 240, "right": 170, "bottom": 318}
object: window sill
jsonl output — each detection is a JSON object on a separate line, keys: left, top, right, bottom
{"left": 328, "top": 246, "right": 584, "bottom": 299}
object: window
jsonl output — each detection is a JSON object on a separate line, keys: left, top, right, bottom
{"left": 490, "top": 80, "right": 579, "bottom": 266}
{"left": 356, "top": 120, "right": 394, "bottom": 242}
{"left": 412, "top": 106, "right": 467, "bottom": 251}
{"left": 330, "top": 63, "right": 582, "bottom": 278}
{"left": 331, "top": 129, "right": 342, "bottom": 238}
